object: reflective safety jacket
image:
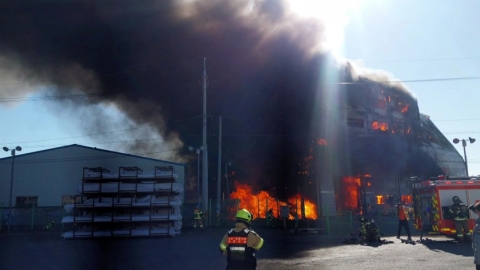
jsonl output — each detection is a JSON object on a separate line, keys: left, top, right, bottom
{"left": 397, "top": 205, "right": 413, "bottom": 221}
{"left": 194, "top": 209, "right": 203, "bottom": 220}
{"left": 220, "top": 228, "right": 263, "bottom": 270}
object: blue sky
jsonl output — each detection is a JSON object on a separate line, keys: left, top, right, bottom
{"left": 1, "top": 0, "right": 480, "bottom": 176}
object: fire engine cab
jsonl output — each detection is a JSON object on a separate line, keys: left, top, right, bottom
{"left": 410, "top": 175, "right": 480, "bottom": 237}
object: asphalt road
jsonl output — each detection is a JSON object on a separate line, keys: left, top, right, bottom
{"left": 0, "top": 228, "right": 475, "bottom": 270}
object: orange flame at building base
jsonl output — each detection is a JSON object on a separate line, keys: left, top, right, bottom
{"left": 229, "top": 182, "right": 318, "bottom": 220}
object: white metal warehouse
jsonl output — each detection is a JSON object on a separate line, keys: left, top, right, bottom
{"left": 0, "top": 144, "right": 186, "bottom": 207}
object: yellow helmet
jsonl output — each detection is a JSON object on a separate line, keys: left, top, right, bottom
{"left": 235, "top": 209, "right": 253, "bottom": 223}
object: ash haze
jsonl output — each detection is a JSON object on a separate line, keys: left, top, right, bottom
{"left": 1, "top": 0, "right": 480, "bottom": 199}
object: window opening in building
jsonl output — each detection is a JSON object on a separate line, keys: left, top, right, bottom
{"left": 16, "top": 196, "right": 38, "bottom": 207}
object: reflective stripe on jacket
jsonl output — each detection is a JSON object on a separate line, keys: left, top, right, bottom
{"left": 397, "top": 205, "right": 413, "bottom": 221}
{"left": 194, "top": 209, "right": 202, "bottom": 219}
{"left": 225, "top": 228, "right": 257, "bottom": 270}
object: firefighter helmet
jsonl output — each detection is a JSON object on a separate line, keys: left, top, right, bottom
{"left": 235, "top": 209, "right": 253, "bottom": 223}
{"left": 452, "top": 196, "right": 462, "bottom": 203}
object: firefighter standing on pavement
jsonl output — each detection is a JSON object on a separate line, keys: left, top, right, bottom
{"left": 193, "top": 206, "right": 204, "bottom": 230}
{"left": 396, "top": 203, "right": 413, "bottom": 241}
{"left": 219, "top": 209, "right": 264, "bottom": 270}
{"left": 449, "top": 196, "right": 471, "bottom": 242}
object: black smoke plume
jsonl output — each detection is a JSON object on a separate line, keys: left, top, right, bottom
{"left": 0, "top": 0, "right": 412, "bottom": 199}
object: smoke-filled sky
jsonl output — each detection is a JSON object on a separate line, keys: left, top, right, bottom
{"left": 1, "top": 0, "right": 480, "bottom": 182}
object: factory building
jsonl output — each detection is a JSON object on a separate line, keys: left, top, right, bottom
{"left": 0, "top": 144, "right": 186, "bottom": 235}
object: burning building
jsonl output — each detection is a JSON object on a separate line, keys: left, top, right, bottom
{"left": 222, "top": 67, "right": 465, "bottom": 217}
{"left": 0, "top": 1, "right": 466, "bottom": 218}
{"left": 301, "top": 75, "right": 466, "bottom": 215}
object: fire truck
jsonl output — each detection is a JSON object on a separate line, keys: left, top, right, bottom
{"left": 410, "top": 175, "right": 480, "bottom": 237}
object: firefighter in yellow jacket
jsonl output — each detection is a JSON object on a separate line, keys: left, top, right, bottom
{"left": 193, "top": 206, "right": 204, "bottom": 230}
{"left": 219, "top": 209, "right": 264, "bottom": 270}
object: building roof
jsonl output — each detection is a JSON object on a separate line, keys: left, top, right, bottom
{"left": 0, "top": 144, "right": 185, "bottom": 166}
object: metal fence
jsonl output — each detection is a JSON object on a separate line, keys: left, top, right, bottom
{"left": 319, "top": 206, "right": 400, "bottom": 236}
{"left": 0, "top": 203, "right": 64, "bottom": 232}
{"left": 183, "top": 198, "right": 314, "bottom": 229}
{"left": 1, "top": 200, "right": 403, "bottom": 235}
{"left": 320, "top": 206, "right": 354, "bottom": 236}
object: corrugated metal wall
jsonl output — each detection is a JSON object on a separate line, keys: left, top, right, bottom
{"left": 0, "top": 145, "right": 186, "bottom": 207}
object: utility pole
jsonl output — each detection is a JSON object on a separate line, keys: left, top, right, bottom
{"left": 202, "top": 57, "right": 209, "bottom": 215}
{"left": 217, "top": 116, "right": 222, "bottom": 225}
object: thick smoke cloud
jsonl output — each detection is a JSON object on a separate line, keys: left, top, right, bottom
{"left": 0, "top": 0, "right": 412, "bottom": 198}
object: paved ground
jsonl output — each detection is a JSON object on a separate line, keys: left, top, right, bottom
{"left": 0, "top": 227, "right": 476, "bottom": 270}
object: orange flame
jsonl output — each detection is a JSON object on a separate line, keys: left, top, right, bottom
{"left": 376, "top": 195, "right": 384, "bottom": 205}
{"left": 401, "top": 195, "right": 412, "bottom": 204}
{"left": 380, "top": 122, "right": 388, "bottom": 131}
{"left": 287, "top": 194, "right": 318, "bottom": 219}
{"left": 371, "top": 121, "right": 388, "bottom": 131}
{"left": 339, "top": 177, "right": 359, "bottom": 211}
{"left": 230, "top": 182, "right": 318, "bottom": 220}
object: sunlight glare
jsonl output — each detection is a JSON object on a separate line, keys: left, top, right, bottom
{"left": 287, "top": 0, "right": 360, "bottom": 56}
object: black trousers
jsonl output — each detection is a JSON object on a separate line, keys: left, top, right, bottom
{"left": 476, "top": 264, "right": 480, "bottom": 270}
{"left": 397, "top": 220, "right": 411, "bottom": 239}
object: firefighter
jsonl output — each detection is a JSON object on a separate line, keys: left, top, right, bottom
{"left": 44, "top": 218, "right": 55, "bottom": 230}
{"left": 193, "top": 205, "right": 204, "bottom": 230}
{"left": 358, "top": 217, "right": 381, "bottom": 244}
{"left": 396, "top": 203, "right": 413, "bottom": 241}
{"left": 266, "top": 208, "right": 275, "bottom": 227}
{"left": 449, "top": 196, "right": 471, "bottom": 242}
{"left": 219, "top": 209, "right": 264, "bottom": 270}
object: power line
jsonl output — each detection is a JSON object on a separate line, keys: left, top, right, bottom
{"left": 3, "top": 74, "right": 480, "bottom": 92}
{"left": 434, "top": 119, "right": 480, "bottom": 122}
{"left": 337, "top": 75, "right": 480, "bottom": 85}
{"left": 365, "top": 56, "right": 480, "bottom": 63}
{"left": 6, "top": 127, "right": 150, "bottom": 144}
{"left": 3, "top": 115, "right": 203, "bottom": 146}
{"left": 0, "top": 93, "right": 101, "bottom": 103}
{"left": 443, "top": 131, "right": 480, "bottom": 135}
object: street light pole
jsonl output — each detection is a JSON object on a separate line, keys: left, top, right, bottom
{"left": 216, "top": 116, "right": 222, "bottom": 226}
{"left": 196, "top": 149, "right": 201, "bottom": 205}
{"left": 3, "top": 146, "right": 22, "bottom": 233}
{"left": 202, "top": 57, "right": 209, "bottom": 214}
{"left": 453, "top": 137, "right": 476, "bottom": 176}
{"left": 225, "top": 162, "right": 232, "bottom": 197}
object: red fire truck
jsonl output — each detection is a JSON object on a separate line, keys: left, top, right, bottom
{"left": 410, "top": 175, "right": 480, "bottom": 237}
